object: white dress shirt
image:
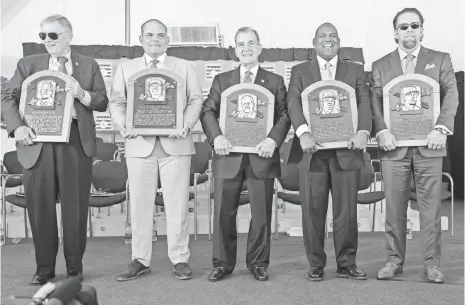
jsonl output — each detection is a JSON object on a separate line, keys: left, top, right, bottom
{"left": 144, "top": 52, "right": 167, "bottom": 68}
{"left": 376, "top": 46, "right": 452, "bottom": 138}
{"left": 49, "top": 49, "right": 91, "bottom": 118}
{"left": 295, "top": 55, "right": 369, "bottom": 139}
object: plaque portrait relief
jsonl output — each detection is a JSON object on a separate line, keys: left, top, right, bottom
{"left": 146, "top": 77, "right": 166, "bottom": 102}
{"left": 383, "top": 74, "right": 440, "bottom": 147}
{"left": 315, "top": 89, "right": 344, "bottom": 116}
{"left": 28, "top": 79, "right": 65, "bottom": 109}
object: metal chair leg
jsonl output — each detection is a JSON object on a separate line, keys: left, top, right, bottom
{"left": 442, "top": 173, "right": 454, "bottom": 237}
{"left": 193, "top": 174, "right": 199, "bottom": 241}
{"left": 23, "top": 208, "right": 28, "bottom": 238}
{"left": 273, "top": 179, "right": 279, "bottom": 239}
{"left": 208, "top": 177, "right": 212, "bottom": 241}
{"left": 88, "top": 208, "right": 93, "bottom": 237}
{"left": 2, "top": 179, "right": 7, "bottom": 245}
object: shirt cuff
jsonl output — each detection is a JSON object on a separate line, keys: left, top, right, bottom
{"left": 79, "top": 90, "right": 91, "bottom": 107}
{"left": 434, "top": 125, "right": 453, "bottom": 135}
{"left": 296, "top": 124, "right": 310, "bottom": 138}
{"left": 376, "top": 129, "right": 389, "bottom": 139}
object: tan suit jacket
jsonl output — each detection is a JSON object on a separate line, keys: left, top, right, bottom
{"left": 109, "top": 55, "right": 203, "bottom": 157}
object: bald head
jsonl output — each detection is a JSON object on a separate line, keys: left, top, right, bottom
{"left": 141, "top": 19, "right": 167, "bottom": 35}
{"left": 313, "top": 22, "right": 340, "bottom": 61}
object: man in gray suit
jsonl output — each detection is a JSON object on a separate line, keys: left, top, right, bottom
{"left": 370, "top": 8, "right": 459, "bottom": 283}
{"left": 109, "top": 19, "right": 203, "bottom": 281}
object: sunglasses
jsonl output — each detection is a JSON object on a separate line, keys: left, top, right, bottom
{"left": 39, "top": 32, "right": 65, "bottom": 40}
{"left": 397, "top": 23, "right": 421, "bottom": 31}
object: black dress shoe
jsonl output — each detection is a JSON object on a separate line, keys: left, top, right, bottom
{"left": 250, "top": 266, "right": 269, "bottom": 281}
{"left": 336, "top": 265, "right": 367, "bottom": 280}
{"left": 30, "top": 273, "right": 55, "bottom": 286}
{"left": 117, "top": 259, "right": 151, "bottom": 282}
{"left": 208, "top": 266, "right": 232, "bottom": 282}
{"left": 67, "top": 269, "right": 84, "bottom": 282}
{"left": 308, "top": 266, "right": 324, "bottom": 281}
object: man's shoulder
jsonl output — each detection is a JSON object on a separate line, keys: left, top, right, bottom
{"left": 372, "top": 51, "right": 395, "bottom": 67}
{"left": 292, "top": 61, "right": 311, "bottom": 71}
{"left": 20, "top": 53, "right": 49, "bottom": 65}
{"left": 72, "top": 52, "right": 98, "bottom": 65}
{"left": 421, "top": 46, "right": 449, "bottom": 59}
{"left": 259, "top": 66, "right": 284, "bottom": 81}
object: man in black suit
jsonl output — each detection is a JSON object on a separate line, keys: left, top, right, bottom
{"left": 201, "top": 27, "right": 291, "bottom": 282}
{"left": 286, "top": 23, "right": 372, "bottom": 281}
{"left": 1, "top": 14, "right": 108, "bottom": 285}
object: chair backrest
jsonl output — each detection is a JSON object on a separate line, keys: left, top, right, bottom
{"left": 359, "top": 152, "right": 375, "bottom": 190}
{"left": 96, "top": 137, "right": 104, "bottom": 143}
{"left": 191, "top": 142, "right": 212, "bottom": 174}
{"left": 3, "top": 151, "right": 23, "bottom": 175}
{"left": 276, "top": 140, "right": 299, "bottom": 191}
{"left": 92, "top": 160, "right": 127, "bottom": 193}
{"left": 96, "top": 142, "right": 118, "bottom": 162}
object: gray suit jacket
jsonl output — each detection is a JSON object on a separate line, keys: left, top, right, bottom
{"left": 370, "top": 46, "right": 459, "bottom": 160}
{"left": 109, "top": 55, "right": 203, "bottom": 157}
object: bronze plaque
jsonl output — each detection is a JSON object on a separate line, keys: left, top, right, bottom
{"left": 302, "top": 80, "right": 358, "bottom": 149}
{"left": 126, "top": 68, "right": 184, "bottom": 135}
{"left": 19, "top": 70, "right": 74, "bottom": 142}
{"left": 383, "top": 74, "right": 440, "bottom": 146}
{"left": 219, "top": 84, "right": 275, "bottom": 153}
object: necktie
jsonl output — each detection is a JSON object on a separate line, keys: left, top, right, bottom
{"left": 404, "top": 54, "right": 416, "bottom": 74}
{"left": 243, "top": 70, "right": 253, "bottom": 83}
{"left": 150, "top": 59, "right": 159, "bottom": 69}
{"left": 57, "top": 56, "right": 68, "bottom": 74}
{"left": 323, "top": 62, "right": 333, "bottom": 80}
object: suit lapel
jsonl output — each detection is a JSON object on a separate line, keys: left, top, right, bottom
{"left": 388, "top": 50, "right": 404, "bottom": 78}
{"left": 161, "top": 55, "right": 177, "bottom": 71}
{"left": 36, "top": 54, "right": 50, "bottom": 73}
{"left": 415, "top": 46, "right": 429, "bottom": 74}
{"left": 335, "top": 58, "right": 348, "bottom": 82}
{"left": 254, "top": 66, "right": 269, "bottom": 87}
{"left": 309, "top": 57, "right": 322, "bottom": 82}
{"left": 70, "top": 52, "right": 80, "bottom": 79}
{"left": 229, "top": 67, "right": 241, "bottom": 86}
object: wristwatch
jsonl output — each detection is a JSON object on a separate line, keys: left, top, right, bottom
{"left": 435, "top": 127, "right": 447, "bottom": 135}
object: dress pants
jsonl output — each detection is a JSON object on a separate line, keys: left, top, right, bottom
{"left": 299, "top": 150, "right": 360, "bottom": 268}
{"left": 23, "top": 121, "right": 92, "bottom": 275}
{"left": 212, "top": 154, "right": 274, "bottom": 271}
{"left": 126, "top": 138, "right": 191, "bottom": 267}
{"left": 382, "top": 147, "right": 442, "bottom": 266}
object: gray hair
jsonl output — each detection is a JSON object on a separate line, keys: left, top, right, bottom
{"left": 235, "top": 27, "right": 261, "bottom": 44}
{"left": 40, "top": 14, "right": 73, "bottom": 33}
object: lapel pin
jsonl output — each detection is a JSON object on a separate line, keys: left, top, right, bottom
{"left": 76, "top": 62, "right": 79, "bottom": 66}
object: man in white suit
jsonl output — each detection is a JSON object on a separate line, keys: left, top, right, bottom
{"left": 109, "top": 19, "right": 203, "bottom": 281}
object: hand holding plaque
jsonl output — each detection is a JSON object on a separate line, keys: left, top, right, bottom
{"left": 348, "top": 131, "right": 368, "bottom": 151}
{"left": 377, "top": 131, "right": 397, "bottom": 151}
{"left": 299, "top": 132, "right": 322, "bottom": 154}
{"left": 255, "top": 137, "right": 277, "bottom": 158}
{"left": 14, "top": 125, "right": 36, "bottom": 146}
{"left": 214, "top": 135, "right": 232, "bottom": 156}
{"left": 425, "top": 129, "right": 446, "bottom": 150}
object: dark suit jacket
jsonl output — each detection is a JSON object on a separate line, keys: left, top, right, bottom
{"left": 200, "top": 66, "right": 291, "bottom": 179}
{"left": 286, "top": 55, "right": 372, "bottom": 170}
{"left": 2, "top": 52, "right": 108, "bottom": 169}
{"left": 369, "top": 46, "right": 459, "bottom": 160}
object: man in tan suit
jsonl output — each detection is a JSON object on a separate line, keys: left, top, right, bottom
{"left": 109, "top": 19, "right": 203, "bottom": 281}
{"left": 370, "top": 8, "right": 459, "bottom": 283}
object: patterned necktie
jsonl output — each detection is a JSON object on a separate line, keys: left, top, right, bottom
{"left": 243, "top": 70, "right": 253, "bottom": 83}
{"left": 57, "top": 56, "right": 68, "bottom": 74}
{"left": 324, "top": 62, "right": 333, "bottom": 80}
{"left": 150, "top": 59, "right": 159, "bottom": 69}
{"left": 404, "top": 54, "right": 416, "bottom": 74}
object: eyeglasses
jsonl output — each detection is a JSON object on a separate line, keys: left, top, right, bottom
{"left": 39, "top": 32, "right": 65, "bottom": 40}
{"left": 397, "top": 23, "right": 421, "bottom": 31}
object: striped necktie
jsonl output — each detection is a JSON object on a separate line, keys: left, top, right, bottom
{"left": 404, "top": 54, "right": 416, "bottom": 74}
{"left": 243, "top": 70, "right": 253, "bottom": 83}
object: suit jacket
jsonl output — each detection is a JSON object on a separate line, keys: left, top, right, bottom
{"left": 1, "top": 52, "right": 108, "bottom": 169}
{"left": 109, "top": 56, "right": 203, "bottom": 157}
{"left": 286, "top": 55, "right": 372, "bottom": 170}
{"left": 370, "top": 46, "right": 459, "bottom": 160}
{"left": 200, "top": 66, "right": 291, "bottom": 179}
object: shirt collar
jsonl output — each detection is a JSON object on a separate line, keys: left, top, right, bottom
{"left": 316, "top": 55, "right": 338, "bottom": 69}
{"left": 240, "top": 63, "right": 259, "bottom": 77}
{"left": 398, "top": 45, "right": 421, "bottom": 60}
{"left": 51, "top": 48, "right": 71, "bottom": 61}
{"left": 144, "top": 53, "right": 167, "bottom": 66}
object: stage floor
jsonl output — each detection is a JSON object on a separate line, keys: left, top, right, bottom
{"left": 1, "top": 200, "right": 463, "bottom": 305}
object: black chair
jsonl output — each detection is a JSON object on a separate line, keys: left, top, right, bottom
{"left": 356, "top": 152, "right": 386, "bottom": 232}
{"left": 94, "top": 142, "right": 118, "bottom": 164}
{"left": 88, "top": 160, "right": 128, "bottom": 237}
{"left": 1, "top": 151, "right": 27, "bottom": 244}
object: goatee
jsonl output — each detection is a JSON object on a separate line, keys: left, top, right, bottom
{"left": 402, "top": 38, "right": 417, "bottom": 49}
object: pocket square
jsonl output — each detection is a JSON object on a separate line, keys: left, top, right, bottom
{"left": 425, "top": 63, "right": 436, "bottom": 70}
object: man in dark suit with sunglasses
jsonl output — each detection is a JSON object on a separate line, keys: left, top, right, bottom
{"left": 201, "top": 27, "right": 291, "bottom": 282}
{"left": 286, "top": 22, "right": 371, "bottom": 281}
{"left": 370, "top": 8, "right": 459, "bottom": 283}
{"left": 2, "top": 14, "right": 108, "bottom": 285}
